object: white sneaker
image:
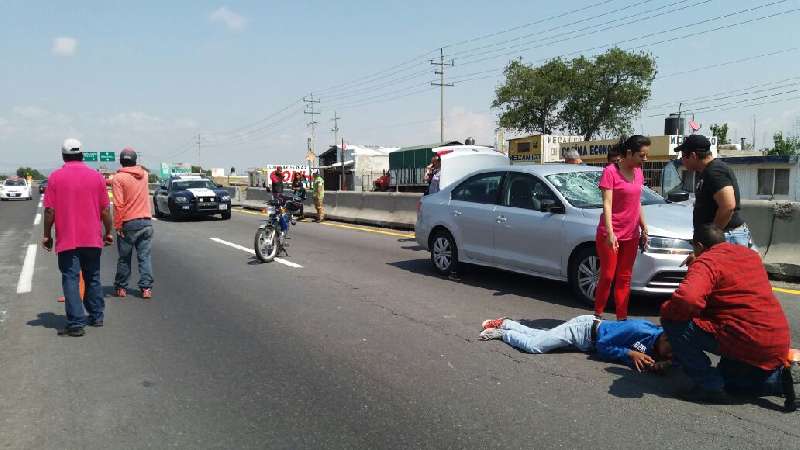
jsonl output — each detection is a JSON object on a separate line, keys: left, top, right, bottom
{"left": 479, "top": 328, "right": 504, "bottom": 341}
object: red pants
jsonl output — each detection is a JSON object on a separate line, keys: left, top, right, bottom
{"left": 594, "top": 236, "right": 638, "bottom": 320}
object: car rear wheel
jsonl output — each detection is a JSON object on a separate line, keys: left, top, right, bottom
{"left": 568, "top": 245, "right": 606, "bottom": 307}
{"left": 430, "top": 230, "right": 458, "bottom": 276}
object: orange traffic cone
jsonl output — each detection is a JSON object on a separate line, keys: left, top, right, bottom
{"left": 57, "top": 271, "right": 85, "bottom": 303}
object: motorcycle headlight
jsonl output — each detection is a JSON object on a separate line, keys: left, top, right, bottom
{"left": 221, "top": 195, "right": 231, "bottom": 202}
{"left": 645, "top": 236, "right": 694, "bottom": 255}
{"left": 174, "top": 196, "right": 188, "bottom": 203}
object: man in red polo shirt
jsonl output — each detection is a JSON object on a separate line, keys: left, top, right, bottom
{"left": 42, "top": 138, "right": 113, "bottom": 336}
{"left": 661, "top": 225, "right": 796, "bottom": 406}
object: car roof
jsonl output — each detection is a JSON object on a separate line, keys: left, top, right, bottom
{"left": 475, "top": 163, "right": 603, "bottom": 177}
{"left": 170, "top": 175, "right": 206, "bottom": 181}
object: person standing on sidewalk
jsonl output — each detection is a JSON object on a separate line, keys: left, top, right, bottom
{"left": 111, "top": 148, "right": 154, "bottom": 299}
{"left": 42, "top": 138, "right": 113, "bottom": 336}
{"left": 594, "top": 135, "right": 650, "bottom": 320}
{"left": 270, "top": 166, "right": 285, "bottom": 200}
{"left": 675, "top": 134, "right": 752, "bottom": 250}
{"left": 312, "top": 171, "right": 325, "bottom": 222}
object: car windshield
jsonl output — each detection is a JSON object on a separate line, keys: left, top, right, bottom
{"left": 4, "top": 179, "right": 26, "bottom": 186}
{"left": 545, "top": 171, "right": 665, "bottom": 209}
{"left": 172, "top": 179, "right": 217, "bottom": 190}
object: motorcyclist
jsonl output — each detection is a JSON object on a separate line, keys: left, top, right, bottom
{"left": 270, "top": 166, "right": 285, "bottom": 200}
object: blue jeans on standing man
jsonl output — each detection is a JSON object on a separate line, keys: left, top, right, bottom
{"left": 58, "top": 247, "right": 104, "bottom": 330}
{"left": 724, "top": 224, "right": 753, "bottom": 248}
{"left": 114, "top": 219, "right": 154, "bottom": 290}
{"left": 662, "top": 319, "right": 784, "bottom": 396}
{"left": 501, "top": 315, "right": 595, "bottom": 354}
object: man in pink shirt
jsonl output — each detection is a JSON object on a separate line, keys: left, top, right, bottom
{"left": 42, "top": 138, "right": 113, "bottom": 336}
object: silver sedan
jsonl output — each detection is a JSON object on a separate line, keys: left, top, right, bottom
{"left": 415, "top": 164, "right": 694, "bottom": 305}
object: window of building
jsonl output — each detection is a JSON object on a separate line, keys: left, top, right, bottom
{"left": 517, "top": 142, "right": 531, "bottom": 153}
{"left": 757, "top": 168, "right": 790, "bottom": 196}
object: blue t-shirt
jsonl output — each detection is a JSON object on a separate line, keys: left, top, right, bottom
{"left": 594, "top": 319, "right": 663, "bottom": 367}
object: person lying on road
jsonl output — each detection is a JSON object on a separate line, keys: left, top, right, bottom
{"left": 479, "top": 315, "right": 672, "bottom": 373}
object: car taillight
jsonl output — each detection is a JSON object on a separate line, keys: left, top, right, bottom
{"left": 436, "top": 149, "right": 454, "bottom": 156}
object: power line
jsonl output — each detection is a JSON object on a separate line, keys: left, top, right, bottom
{"left": 647, "top": 76, "right": 800, "bottom": 109}
{"left": 655, "top": 47, "right": 799, "bottom": 80}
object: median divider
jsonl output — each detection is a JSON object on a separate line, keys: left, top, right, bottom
{"left": 739, "top": 200, "right": 800, "bottom": 280}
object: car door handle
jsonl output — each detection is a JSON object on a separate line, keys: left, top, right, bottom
{"left": 496, "top": 215, "right": 507, "bottom": 223}
{"left": 453, "top": 210, "right": 463, "bottom": 216}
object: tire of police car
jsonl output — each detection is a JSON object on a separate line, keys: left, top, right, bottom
{"left": 254, "top": 227, "right": 279, "bottom": 263}
{"left": 568, "top": 245, "right": 604, "bottom": 307}
{"left": 221, "top": 210, "right": 231, "bottom": 220}
{"left": 429, "top": 229, "right": 459, "bottom": 276}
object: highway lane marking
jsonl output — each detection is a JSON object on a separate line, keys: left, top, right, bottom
{"left": 319, "top": 221, "right": 415, "bottom": 238}
{"left": 33, "top": 213, "right": 41, "bottom": 226}
{"left": 16, "top": 244, "right": 37, "bottom": 294}
{"left": 773, "top": 287, "right": 800, "bottom": 296}
{"left": 233, "top": 208, "right": 266, "bottom": 216}
{"left": 209, "top": 237, "right": 303, "bottom": 269}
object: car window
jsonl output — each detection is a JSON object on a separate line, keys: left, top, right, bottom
{"left": 545, "top": 171, "right": 665, "bottom": 209}
{"left": 171, "top": 180, "right": 217, "bottom": 190}
{"left": 451, "top": 172, "right": 504, "bottom": 204}
{"left": 502, "top": 173, "right": 558, "bottom": 212}
{"left": 4, "top": 179, "right": 26, "bottom": 186}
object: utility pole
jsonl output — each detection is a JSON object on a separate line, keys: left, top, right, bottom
{"left": 431, "top": 48, "right": 454, "bottom": 142}
{"left": 752, "top": 114, "right": 757, "bottom": 152}
{"left": 304, "top": 93, "right": 321, "bottom": 163}
{"left": 331, "top": 112, "right": 342, "bottom": 190}
{"left": 196, "top": 133, "right": 202, "bottom": 169}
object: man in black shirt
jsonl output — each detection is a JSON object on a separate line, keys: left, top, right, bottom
{"left": 675, "top": 134, "right": 752, "bottom": 249}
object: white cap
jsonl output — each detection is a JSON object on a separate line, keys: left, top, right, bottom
{"left": 62, "top": 138, "right": 82, "bottom": 154}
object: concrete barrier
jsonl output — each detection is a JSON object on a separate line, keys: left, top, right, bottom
{"left": 297, "top": 191, "right": 420, "bottom": 229}
{"left": 245, "top": 187, "right": 271, "bottom": 202}
{"left": 740, "top": 200, "right": 800, "bottom": 279}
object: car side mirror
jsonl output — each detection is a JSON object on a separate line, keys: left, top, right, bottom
{"left": 541, "top": 199, "right": 565, "bottom": 214}
{"left": 667, "top": 190, "right": 690, "bottom": 203}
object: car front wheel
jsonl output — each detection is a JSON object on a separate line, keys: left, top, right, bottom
{"left": 568, "top": 246, "right": 603, "bottom": 307}
{"left": 430, "top": 230, "right": 458, "bottom": 276}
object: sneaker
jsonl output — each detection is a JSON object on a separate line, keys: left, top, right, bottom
{"left": 481, "top": 317, "right": 508, "bottom": 330}
{"left": 479, "top": 328, "right": 504, "bottom": 341}
{"left": 88, "top": 319, "right": 104, "bottom": 327}
{"left": 57, "top": 327, "right": 85, "bottom": 337}
{"left": 114, "top": 288, "right": 127, "bottom": 298}
{"left": 676, "top": 386, "right": 732, "bottom": 404}
{"left": 141, "top": 288, "right": 152, "bottom": 299}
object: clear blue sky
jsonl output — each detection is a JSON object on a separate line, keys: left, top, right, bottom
{"left": 1, "top": 0, "right": 799, "bottom": 173}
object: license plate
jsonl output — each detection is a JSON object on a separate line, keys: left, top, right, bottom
{"left": 219, "top": 204, "right": 228, "bottom": 210}
{"left": 12, "top": 193, "right": 20, "bottom": 197}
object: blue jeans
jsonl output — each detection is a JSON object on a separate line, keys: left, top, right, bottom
{"left": 57, "top": 248, "right": 104, "bottom": 329}
{"left": 724, "top": 224, "right": 753, "bottom": 248}
{"left": 114, "top": 221, "right": 154, "bottom": 290}
{"left": 662, "top": 320, "right": 783, "bottom": 395}
{"left": 501, "top": 315, "right": 595, "bottom": 354}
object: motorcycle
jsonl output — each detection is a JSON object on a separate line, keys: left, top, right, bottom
{"left": 253, "top": 191, "right": 304, "bottom": 263}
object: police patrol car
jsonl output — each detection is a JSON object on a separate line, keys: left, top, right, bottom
{"left": 153, "top": 174, "right": 232, "bottom": 220}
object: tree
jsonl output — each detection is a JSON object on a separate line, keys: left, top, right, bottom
{"left": 492, "top": 59, "right": 571, "bottom": 135}
{"left": 560, "top": 48, "right": 657, "bottom": 140}
{"left": 492, "top": 48, "right": 657, "bottom": 140}
{"left": 709, "top": 123, "right": 730, "bottom": 145}
{"left": 16, "top": 167, "right": 45, "bottom": 179}
{"left": 769, "top": 132, "right": 800, "bottom": 156}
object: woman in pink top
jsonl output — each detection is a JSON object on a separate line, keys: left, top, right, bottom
{"left": 595, "top": 135, "right": 651, "bottom": 320}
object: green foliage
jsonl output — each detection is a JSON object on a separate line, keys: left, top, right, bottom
{"left": 16, "top": 167, "right": 46, "bottom": 179}
{"left": 769, "top": 132, "right": 800, "bottom": 156}
{"left": 493, "top": 48, "right": 657, "bottom": 140}
{"left": 709, "top": 123, "right": 730, "bottom": 145}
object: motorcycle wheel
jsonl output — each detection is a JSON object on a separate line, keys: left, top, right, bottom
{"left": 254, "top": 226, "right": 279, "bottom": 263}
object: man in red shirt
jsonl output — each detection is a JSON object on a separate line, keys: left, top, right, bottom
{"left": 270, "top": 166, "right": 285, "bottom": 200}
{"left": 661, "top": 225, "right": 795, "bottom": 405}
{"left": 42, "top": 138, "right": 114, "bottom": 336}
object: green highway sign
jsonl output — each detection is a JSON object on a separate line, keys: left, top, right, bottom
{"left": 99, "top": 151, "right": 115, "bottom": 162}
{"left": 84, "top": 152, "right": 98, "bottom": 161}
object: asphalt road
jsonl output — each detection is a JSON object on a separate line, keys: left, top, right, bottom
{"left": 0, "top": 193, "right": 798, "bottom": 449}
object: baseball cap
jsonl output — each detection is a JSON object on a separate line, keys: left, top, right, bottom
{"left": 675, "top": 134, "right": 711, "bottom": 153}
{"left": 61, "top": 138, "right": 82, "bottom": 154}
{"left": 120, "top": 147, "right": 138, "bottom": 164}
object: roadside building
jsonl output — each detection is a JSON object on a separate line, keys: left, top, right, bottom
{"left": 318, "top": 144, "right": 399, "bottom": 191}
{"left": 722, "top": 155, "right": 800, "bottom": 201}
{"left": 507, "top": 135, "right": 584, "bottom": 164}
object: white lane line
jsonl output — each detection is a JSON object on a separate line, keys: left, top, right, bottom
{"left": 209, "top": 237, "right": 303, "bottom": 268}
{"left": 16, "top": 244, "right": 37, "bottom": 294}
{"left": 33, "top": 213, "right": 41, "bottom": 225}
